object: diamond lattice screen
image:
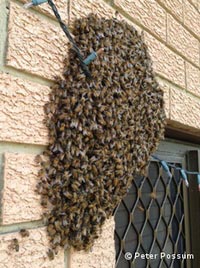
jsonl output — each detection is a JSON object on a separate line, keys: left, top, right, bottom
{"left": 114, "top": 160, "right": 186, "bottom": 268}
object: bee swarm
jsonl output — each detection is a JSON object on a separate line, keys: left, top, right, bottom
{"left": 37, "top": 15, "right": 166, "bottom": 252}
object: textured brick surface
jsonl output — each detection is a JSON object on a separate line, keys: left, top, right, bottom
{"left": 70, "top": 0, "right": 115, "bottom": 19}
{"left": 114, "top": 0, "right": 166, "bottom": 40}
{"left": 7, "top": 1, "right": 116, "bottom": 80}
{"left": 0, "top": 228, "right": 64, "bottom": 268}
{"left": 0, "top": 72, "right": 49, "bottom": 145}
{"left": 186, "top": 62, "right": 200, "bottom": 97}
{"left": 167, "top": 14, "right": 199, "bottom": 65}
{"left": 1, "top": 153, "right": 42, "bottom": 224}
{"left": 19, "top": 0, "right": 115, "bottom": 23}
{"left": 157, "top": 0, "right": 183, "bottom": 21}
{"left": 144, "top": 33, "right": 185, "bottom": 88}
{"left": 188, "top": 0, "right": 198, "bottom": 9}
{"left": 70, "top": 218, "right": 115, "bottom": 268}
{"left": 6, "top": 2, "right": 68, "bottom": 80}
{"left": 170, "top": 87, "right": 200, "bottom": 129}
{"left": 184, "top": 0, "right": 200, "bottom": 37}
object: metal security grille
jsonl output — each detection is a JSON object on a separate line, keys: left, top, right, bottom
{"left": 114, "top": 160, "right": 186, "bottom": 268}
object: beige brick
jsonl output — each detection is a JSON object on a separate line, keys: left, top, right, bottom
{"left": 144, "top": 33, "right": 185, "bottom": 88}
{"left": 71, "top": 0, "right": 142, "bottom": 34}
{"left": 1, "top": 153, "right": 42, "bottom": 224}
{"left": 7, "top": 1, "right": 116, "bottom": 80}
{"left": 0, "top": 72, "right": 49, "bottom": 145}
{"left": 186, "top": 62, "right": 200, "bottom": 97}
{"left": 167, "top": 14, "right": 199, "bottom": 66}
{"left": 157, "top": 0, "right": 183, "bottom": 21}
{"left": 19, "top": 0, "right": 142, "bottom": 34}
{"left": 70, "top": 218, "right": 115, "bottom": 268}
{"left": 19, "top": 0, "right": 115, "bottom": 23}
{"left": 114, "top": 0, "right": 166, "bottom": 40}
{"left": 70, "top": 0, "right": 115, "bottom": 19}
{"left": 18, "top": 0, "right": 62, "bottom": 20}
{"left": 189, "top": 0, "right": 198, "bottom": 8}
{"left": 184, "top": 0, "right": 200, "bottom": 37}
{"left": 0, "top": 227, "right": 64, "bottom": 268}
{"left": 6, "top": 2, "right": 68, "bottom": 80}
{"left": 170, "top": 87, "right": 200, "bottom": 129}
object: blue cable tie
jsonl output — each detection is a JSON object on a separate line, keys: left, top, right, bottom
{"left": 24, "top": 0, "right": 47, "bottom": 8}
{"left": 83, "top": 52, "right": 97, "bottom": 65}
{"left": 153, "top": 155, "right": 200, "bottom": 191}
{"left": 32, "top": 0, "right": 47, "bottom": 5}
{"left": 180, "top": 169, "right": 189, "bottom": 187}
{"left": 160, "top": 160, "right": 172, "bottom": 178}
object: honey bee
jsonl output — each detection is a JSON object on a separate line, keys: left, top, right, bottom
{"left": 9, "top": 238, "right": 19, "bottom": 252}
{"left": 19, "top": 229, "right": 30, "bottom": 238}
{"left": 47, "top": 248, "right": 54, "bottom": 261}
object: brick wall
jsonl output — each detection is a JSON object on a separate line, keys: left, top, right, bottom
{"left": 0, "top": 0, "right": 200, "bottom": 267}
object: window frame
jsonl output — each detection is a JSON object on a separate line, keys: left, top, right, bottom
{"left": 114, "top": 138, "right": 200, "bottom": 268}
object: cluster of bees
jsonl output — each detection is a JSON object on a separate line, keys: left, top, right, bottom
{"left": 37, "top": 15, "right": 166, "bottom": 253}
